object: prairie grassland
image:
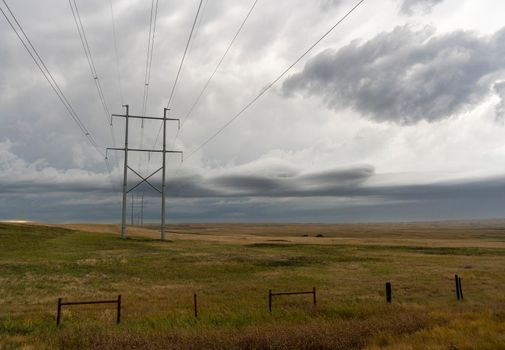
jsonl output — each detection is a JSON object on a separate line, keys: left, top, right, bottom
{"left": 0, "top": 221, "right": 505, "bottom": 349}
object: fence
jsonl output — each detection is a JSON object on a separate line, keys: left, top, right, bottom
{"left": 56, "top": 295, "right": 121, "bottom": 326}
{"left": 268, "top": 287, "right": 316, "bottom": 313}
{"left": 50, "top": 275, "right": 466, "bottom": 325}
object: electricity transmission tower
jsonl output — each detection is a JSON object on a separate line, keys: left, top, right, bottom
{"left": 107, "top": 105, "right": 182, "bottom": 240}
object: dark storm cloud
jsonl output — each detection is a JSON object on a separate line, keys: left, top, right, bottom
{"left": 283, "top": 25, "right": 505, "bottom": 124}
{"left": 363, "top": 176, "right": 505, "bottom": 201}
{"left": 3, "top": 163, "right": 505, "bottom": 223}
{"left": 167, "top": 173, "right": 505, "bottom": 224}
{"left": 167, "top": 166, "right": 374, "bottom": 198}
{"left": 165, "top": 167, "right": 505, "bottom": 206}
{"left": 3, "top": 162, "right": 504, "bottom": 207}
{"left": 0, "top": 164, "right": 373, "bottom": 197}
{"left": 400, "top": 0, "right": 444, "bottom": 15}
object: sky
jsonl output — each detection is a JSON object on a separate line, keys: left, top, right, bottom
{"left": 1, "top": 0, "right": 505, "bottom": 224}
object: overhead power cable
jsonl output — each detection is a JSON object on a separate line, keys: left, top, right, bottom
{"left": 184, "top": 0, "right": 209, "bottom": 61}
{"left": 144, "top": 0, "right": 204, "bottom": 177}
{"left": 171, "top": 0, "right": 209, "bottom": 105}
{"left": 1, "top": 0, "right": 120, "bottom": 203}
{"left": 138, "top": 0, "right": 160, "bottom": 202}
{"left": 185, "top": 0, "right": 366, "bottom": 161}
{"left": 69, "top": 0, "right": 114, "bottom": 132}
{"left": 108, "top": 0, "right": 124, "bottom": 106}
{"left": 139, "top": 0, "right": 159, "bottom": 177}
{"left": 107, "top": 0, "right": 126, "bottom": 198}
{"left": 0, "top": 0, "right": 102, "bottom": 154}
{"left": 69, "top": 0, "right": 120, "bottom": 186}
{"left": 149, "top": 0, "right": 204, "bottom": 152}
{"left": 166, "top": 0, "right": 204, "bottom": 110}
{"left": 180, "top": 0, "right": 259, "bottom": 129}
{"left": 141, "top": 0, "right": 159, "bottom": 124}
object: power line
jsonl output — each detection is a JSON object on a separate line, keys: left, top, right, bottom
{"left": 107, "top": 0, "right": 125, "bottom": 190}
{"left": 0, "top": 0, "right": 102, "bottom": 153}
{"left": 69, "top": 0, "right": 113, "bottom": 129}
{"left": 1, "top": 0, "right": 121, "bottom": 204}
{"left": 149, "top": 0, "right": 204, "bottom": 152}
{"left": 168, "top": 0, "right": 258, "bottom": 164}
{"left": 180, "top": 0, "right": 259, "bottom": 129}
{"left": 145, "top": 0, "right": 204, "bottom": 177}
{"left": 141, "top": 0, "right": 159, "bottom": 124}
{"left": 185, "top": 0, "right": 366, "bottom": 161}
{"left": 185, "top": 0, "right": 209, "bottom": 59}
{"left": 172, "top": 0, "right": 209, "bottom": 103}
{"left": 69, "top": 0, "right": 120, "bottom": 189}
{"left": 166, "top": 0, "right": 204, "bottom": 110}
{"left": 108, "top": 0, "right": 124, "bottom": 106}
{"left": 139, "top": 0, "right": 160, "bottom": 175}
{"left": 159, "top": 0, "right": 257, "bottom": 183}
{"left": 138, "top": 0, "right": 160, "bottom": 208}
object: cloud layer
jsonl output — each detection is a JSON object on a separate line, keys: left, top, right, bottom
{"left": 400, "top": 0, "right": 444, "bottom": 15}
{"left": 283, "top": 25, "right": 505, "bottom": 124}
{"left": 3, "top": 141, "right": 505, "bottom": 223}
{"left": 1, "top": 0, "right": 505, "bottom": 223}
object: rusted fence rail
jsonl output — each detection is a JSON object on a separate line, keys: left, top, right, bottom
{"left": 56, "top": 295, "right": 121, "bottom": 326}
{"left": 268, "top": 287, "right": 316, "bottom": 313}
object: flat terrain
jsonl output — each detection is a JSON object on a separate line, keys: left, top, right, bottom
{"left": 1, "top": 221, "right": 505, "bottom": 349}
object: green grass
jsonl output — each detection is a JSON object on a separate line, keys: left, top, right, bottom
{"left": 1, "top": 223, "right": 505, "bottom": 349}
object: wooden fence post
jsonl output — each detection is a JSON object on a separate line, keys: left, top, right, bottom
{"left": 386, "top": 282, "right": 392, "bottom": 303}
{"left": 455, "top": 274, "right": 460, "bottom": 300}
{"left": 269, "top": 289, "right": 272, "bottom": 313}
{"left": 116, "top": 295, "right": 121, "bottom": 324}
{"left": 313, "top": 287, "right": 316, "bottom": 306}
{"left": 194, "top": 294, "right": 198, "bottom": 318}
{"left": 56, "top": 298, "right": 62, "bottom": 326}
{"left": 458, "top": 277, "right": 463, "bottom": 300}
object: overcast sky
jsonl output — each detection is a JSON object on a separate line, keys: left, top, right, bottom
{"left": 1, "top": 0, "right": 505, "bottom": 224}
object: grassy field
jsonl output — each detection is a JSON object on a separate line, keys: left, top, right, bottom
{"left": 1, "top": 221, "right": 505, "bottom": 349}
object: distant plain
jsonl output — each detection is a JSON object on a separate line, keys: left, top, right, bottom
{"left": 1, "top": 221, "right": 504, "bottom": 349}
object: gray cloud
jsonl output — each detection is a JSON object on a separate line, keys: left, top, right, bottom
{"left": 3, "top": 156, "right": 505, "bottom": 223}
{"left": 283, "top": 25, "right": 505, "bottom": 124}
{"left": 0, "top": 138, "right": 372, "bottom": 199}
{"left": 2, "top": 0, "right": 504, "bottom": 224}
{"left": 198, "top": 166, "right": 374, "bottom": 198}
{"left": 400, "top": 0, "right": 444, "bottom": 15}
{"left": 494, "top": 81, "right": 505, "bottom": 121}
{"left": 2, "top": 138, "right": 505, "bottom": 223}
{"left": 318, "top": 0, "right": 342, "bottom": 11}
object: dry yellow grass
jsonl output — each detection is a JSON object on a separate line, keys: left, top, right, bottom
{"left": 62, "top": 221, "right": 505, "bottom": 248}
{"left": 1, "top": 220, "right": 504, "bottom": 349}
